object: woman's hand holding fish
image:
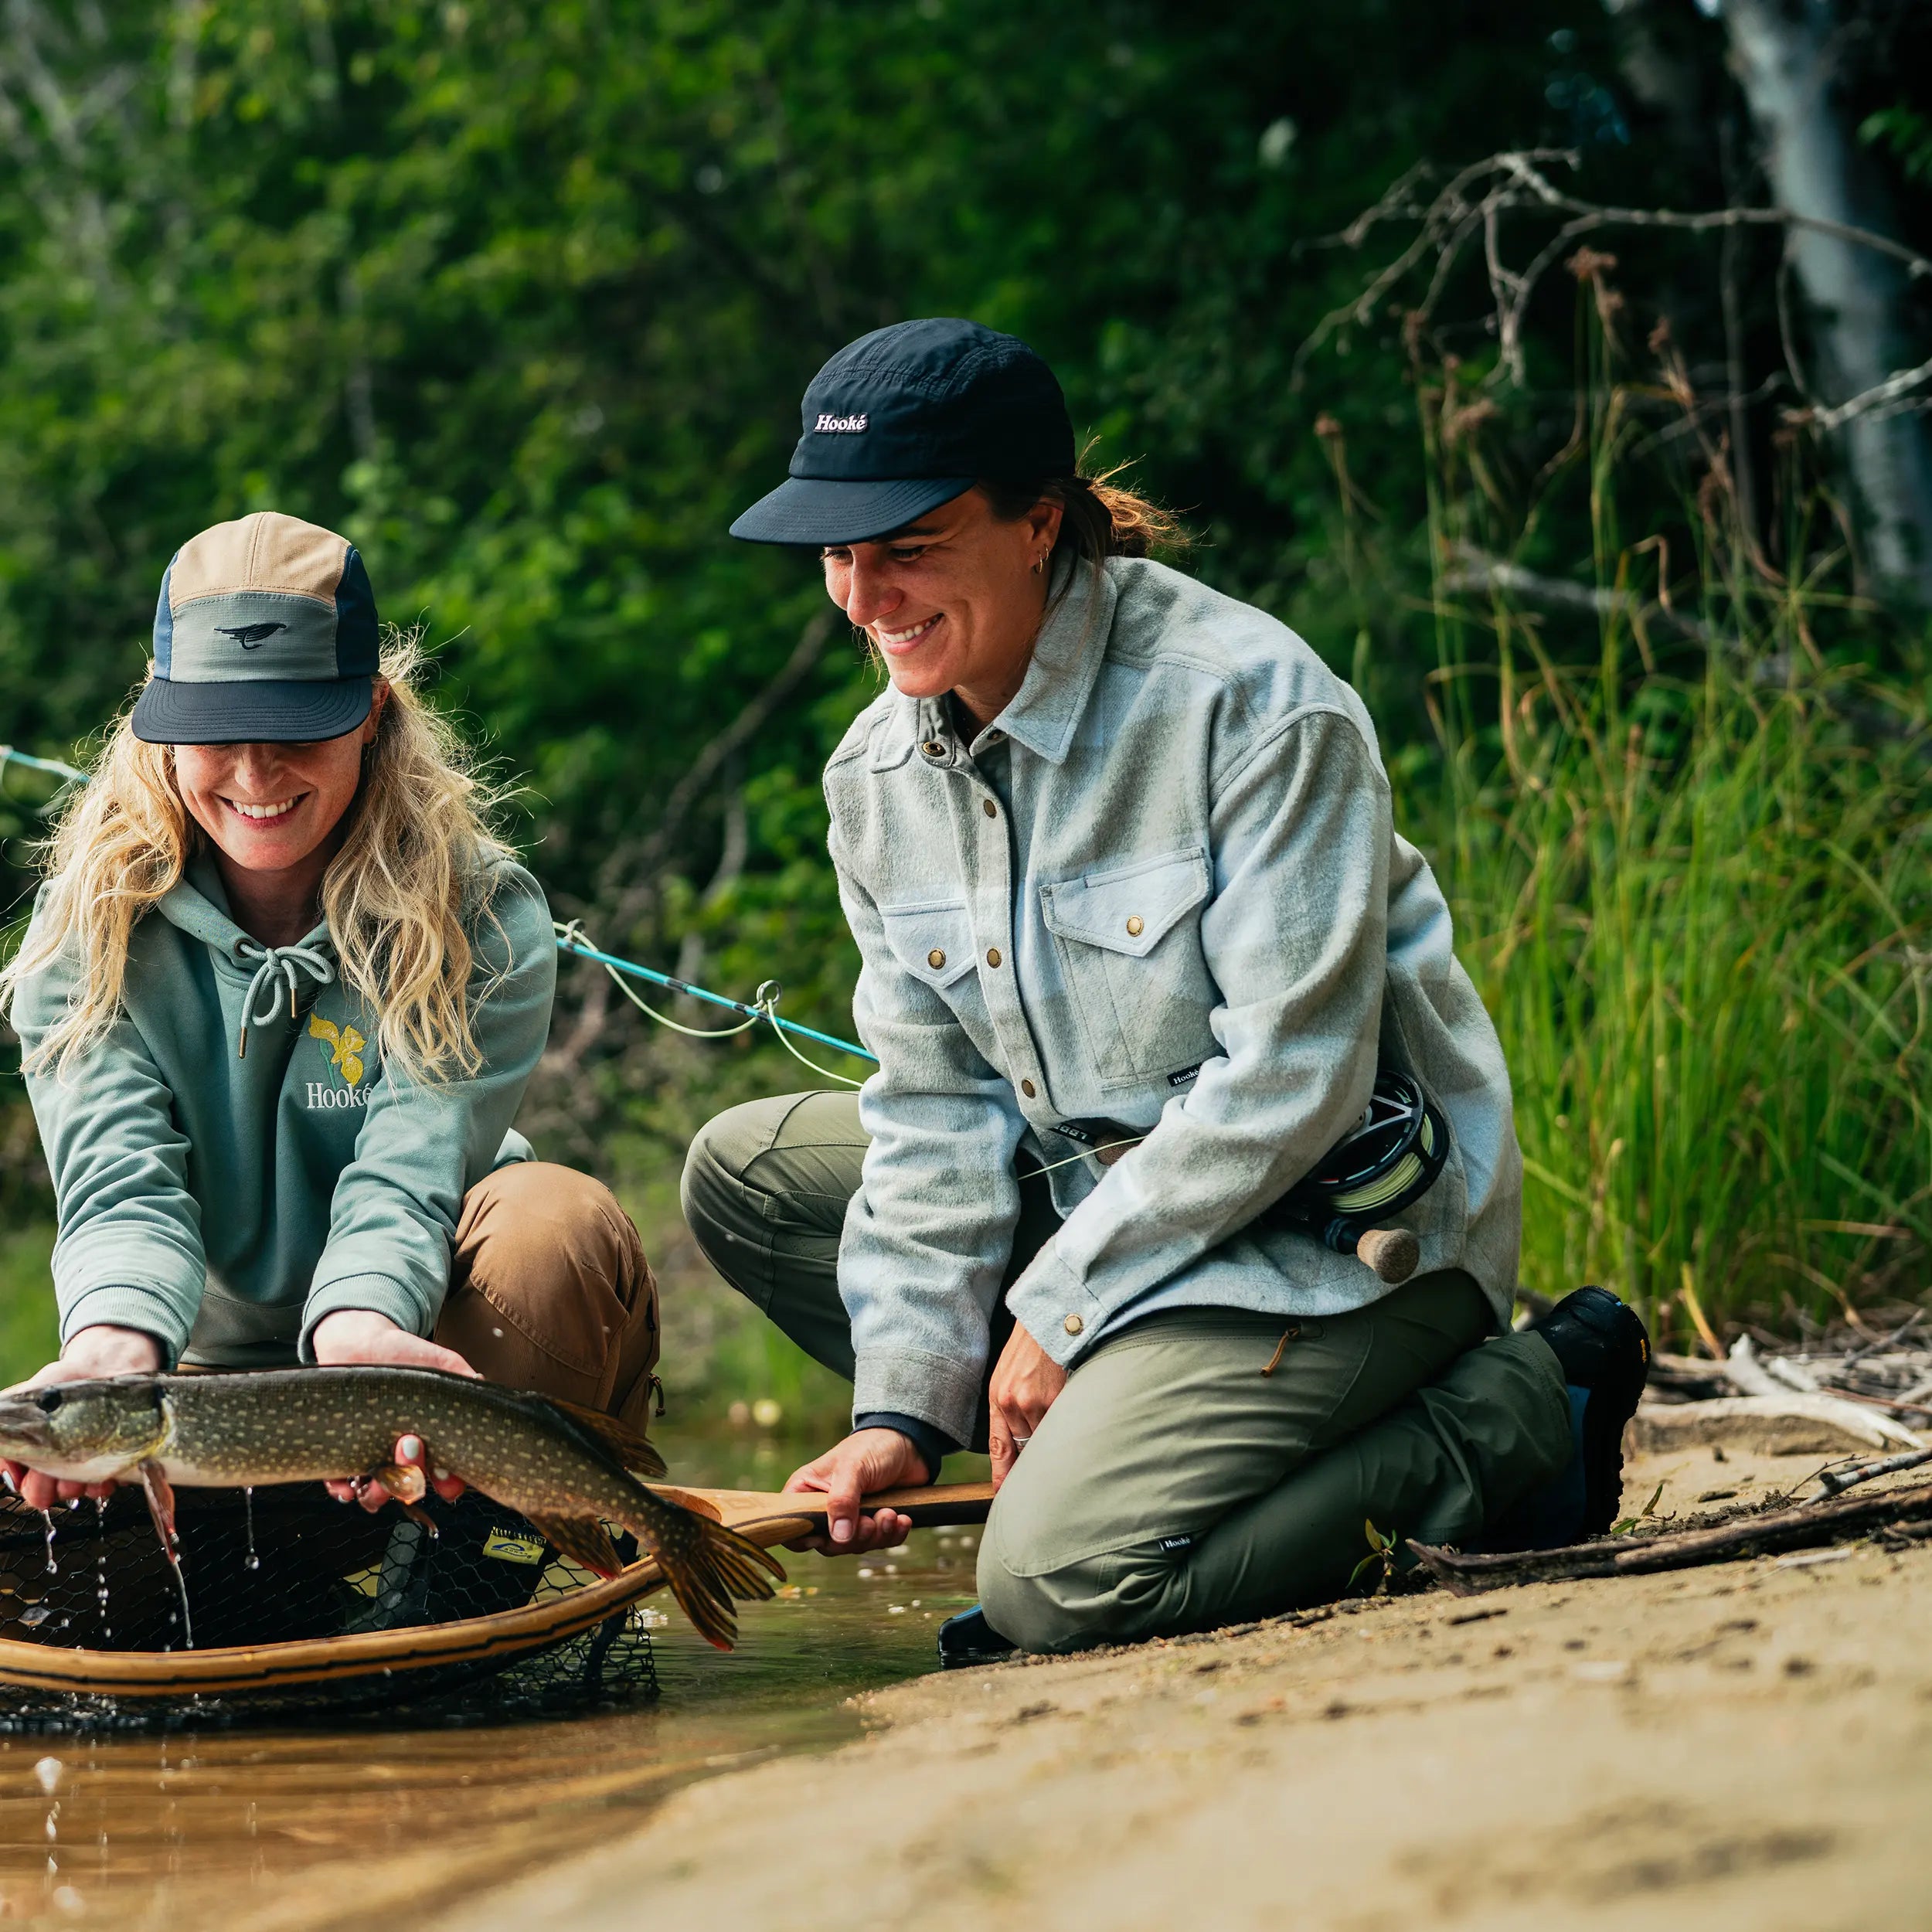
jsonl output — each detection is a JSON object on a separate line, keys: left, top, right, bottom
{"left": 311, "top": 1311, "right": 476, "bottom": 1511}
{"left": 782, "top": 1428, "right": 922, "bottom": 1554}
{"left": 1, "top": 1324, "right": 164, "bottom": 1510}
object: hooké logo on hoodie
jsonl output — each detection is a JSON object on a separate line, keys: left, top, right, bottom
{"left": 305, "top": 1012, "right": 371, "bottom": 1108}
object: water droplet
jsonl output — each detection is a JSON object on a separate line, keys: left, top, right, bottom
{"left": 243, "top": 1487, "right": 259, "bottom": 1570}
{"left": 32, "top": 1757, "right": 60, "bottom": 1796}
{"left": 39, "top": 1510, "right": 57, "bottom": 1575}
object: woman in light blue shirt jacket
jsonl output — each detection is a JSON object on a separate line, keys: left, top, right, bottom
{"left": 687, "top": 319, "right": 1649, "bottom": 1658}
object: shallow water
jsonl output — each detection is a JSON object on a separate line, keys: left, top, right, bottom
{"left": 0, "top": 1429, "right": 985, "bottom": 1927}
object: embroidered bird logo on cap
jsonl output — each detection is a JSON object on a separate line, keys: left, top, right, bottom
{"left": 215, "top": 621, "right": 290, "bottom": 649}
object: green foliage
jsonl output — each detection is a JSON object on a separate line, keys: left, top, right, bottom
{"left": 1348, "top": 1519, "right": 1398, "bottom": 1594}
{"left": 0, "top": 1226, "right": 58, "bottom": 1389}
{"left": 1862, "top": 105, "right": 1932, "bottom": 185}
{"left": 1401, "top": 270, "right": 1930, "bottom": 1339}
{"left": 0, "top": 2, "right": 1926, "bottom": 1379}
{"left": 1610, "top": 1479, "right": 1666, "bottom": 1537}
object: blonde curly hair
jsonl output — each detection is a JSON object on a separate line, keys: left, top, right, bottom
{"left": 2, "top": 629, "right": 509, "bottom": 1086}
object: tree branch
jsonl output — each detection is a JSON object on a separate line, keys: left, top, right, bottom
{"left": 1436, "top": 543, "right": 1713, "bottom": 645}
{"left": 1300, "top": 149, "right": 1932, "bottom": 423}
{"left": 596, "top": 605, "right": 838, "bottom": 926}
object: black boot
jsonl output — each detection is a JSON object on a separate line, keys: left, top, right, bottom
{"left": 1492, "top": 1286, "right": 1651, "bottom": 1547}
{"left": 936, "top": 1604, "right": 1017, "bottom": 1668}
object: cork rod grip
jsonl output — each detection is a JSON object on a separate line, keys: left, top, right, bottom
{"left": 1355, "top": 1226, "right": 1420, "bottom": 1284}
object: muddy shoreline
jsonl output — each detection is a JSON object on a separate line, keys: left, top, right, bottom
{"left": 428, "top": 1447, "right": 1932, "bottom": 1932}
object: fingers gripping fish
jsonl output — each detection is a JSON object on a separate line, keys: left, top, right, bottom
{"left": 0, "top": 1369, "right": 783, "bottom": 1649}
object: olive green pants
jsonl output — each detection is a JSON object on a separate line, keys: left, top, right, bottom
{"left": 682, "top": 1091, "right": 1573, "bottom": 1653}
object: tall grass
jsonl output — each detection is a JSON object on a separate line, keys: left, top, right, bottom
{"left": 1385, "top": 269, "right": 1930, "bottom": 1342}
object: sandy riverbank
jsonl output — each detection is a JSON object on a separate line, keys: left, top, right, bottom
{"left": 433, "top": 1445, "right": 1932, "bottom": 1932}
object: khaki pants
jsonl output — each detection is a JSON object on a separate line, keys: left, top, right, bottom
{"left": 683, "top": 1091, "right": 1573, "bottom": 1652}
{"left": 433, "top": 1162, "right": 661, "bottom": 1427}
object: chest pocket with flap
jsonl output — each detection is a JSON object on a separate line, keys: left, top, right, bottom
{"left": 878, "top": 897, "right": 979, "bottom": 996}
{"left": 1040, "top": 845, "right": 1217, "bottom": 1087}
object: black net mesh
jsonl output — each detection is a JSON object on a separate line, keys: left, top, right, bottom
{"left": 0, "top": 1485, "right": 658, "bottom": 1733}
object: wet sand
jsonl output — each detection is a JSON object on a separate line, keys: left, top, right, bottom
{"left": 5, "top": 1444, "right": 1930, "bottom": 1928}
{"left": 432, "top": 1446, "right": 1932, "bottom": 1932}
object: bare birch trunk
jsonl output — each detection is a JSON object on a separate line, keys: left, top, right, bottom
{"left": 1723, "top": 0, "right": 1932, "bottom": 604}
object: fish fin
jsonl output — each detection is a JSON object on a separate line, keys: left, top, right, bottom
{"left": 662, "top": 1519, "right": 787, "bottom": 1652}
{"left": 542, "top": 1399, "right": 669, "bottom": 1479}
{"left": 137, "top": 1459, "right": 178, "bottom": 1549}
{"left": 526, "top": 1513, "right": 624, "bottom": 1580}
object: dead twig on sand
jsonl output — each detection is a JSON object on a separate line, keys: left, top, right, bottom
{"left": 1813, "top": 1447, "right": 1932, "bottom": 1499}
{"left": 1407, "top": 1480, "right": 1932, "bottom": 1596}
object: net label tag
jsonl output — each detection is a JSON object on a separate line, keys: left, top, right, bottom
{"left": 481, "top": 1528, "right": 546, "bottom": 1566}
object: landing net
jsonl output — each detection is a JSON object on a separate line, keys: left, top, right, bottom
{"left": 0, "top": 1485, "right": 660, "bottom": 1732}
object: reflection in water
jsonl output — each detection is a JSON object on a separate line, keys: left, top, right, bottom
{"left": 0, "top": 1430, "right": 987, "bottom": 1927}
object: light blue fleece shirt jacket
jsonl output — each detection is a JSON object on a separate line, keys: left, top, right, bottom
{"left": 13, "top": 852, "right": 555, "bottom": 1369}
{"left": 823, "top": 556, "right": 1524, "bottom": 1448}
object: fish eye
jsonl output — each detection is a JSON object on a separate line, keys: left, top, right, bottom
{"left": 32, "top": 1389, "right": 63, "bottom": 1413}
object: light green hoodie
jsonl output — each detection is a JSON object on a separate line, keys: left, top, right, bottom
{"left": 13, "top": 852, "right": 555, "bottom": 1368}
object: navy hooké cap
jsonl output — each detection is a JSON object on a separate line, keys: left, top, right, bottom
{"left": 132, "top": 512, "right": 380, "bottom": 746}
{"left": 729, "top": 318, "right": 1076, "bottom": 546}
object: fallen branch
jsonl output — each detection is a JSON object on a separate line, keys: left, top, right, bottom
{"left": 1814, "top": 1447, "right": 1932, "bottom": 1499}
{"left": 1406, "top": 1478, "right": 1932, "bottom": 1596}
{"left": 1437, "top": 544, "right": 1713, "bottom": 645}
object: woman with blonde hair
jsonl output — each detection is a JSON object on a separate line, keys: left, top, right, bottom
{"left": 0, "top": 512, "right": 658, "bottom": 1512}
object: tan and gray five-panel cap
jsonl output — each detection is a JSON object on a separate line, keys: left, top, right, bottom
{"left": 131, "top": 511, "right": 381, "bottom": 745}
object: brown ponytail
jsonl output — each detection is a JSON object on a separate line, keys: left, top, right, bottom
{"left": 978, "top": 455, "right": 1189, "bottom": 580}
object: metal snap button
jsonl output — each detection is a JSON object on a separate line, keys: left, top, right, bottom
{"left": 1126, "top": 915, "right": 1145, "bottom": 937}
{"left": 927, "top": 948, "right": 947, "bottom": 969}
{"left": 1021, "top": 1078, "right": 1036, "bottom": 1098}
{"left": 986, "top": 948, "right": 1002, "bottom": 968}
{"left": 981, "top": 798, "right": 997, "bottom": 818}
{"left": 922, "top": 740, "right": 946, "bottom": 759}
{"left": 1063, "top": 1314, "right": 1084, "bottom": 1336}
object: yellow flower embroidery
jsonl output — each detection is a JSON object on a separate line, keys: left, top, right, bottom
{"left": 308, "top": 1012, "right": 366, "bottom": 1088}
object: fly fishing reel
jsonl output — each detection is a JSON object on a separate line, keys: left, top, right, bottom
{"left": 1264, "top": 1070, "right": 1451, "bottom": 1284}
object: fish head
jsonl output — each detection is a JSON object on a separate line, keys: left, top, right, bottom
{"left": 0, "top": 1378, "right": 168, "bottom": 1482}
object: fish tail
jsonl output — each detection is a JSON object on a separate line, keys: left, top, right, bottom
{"left": 662, "top": 1519, "right": 787, "bottom": 1651}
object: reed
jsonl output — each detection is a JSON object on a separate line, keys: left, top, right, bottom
{"left": 1379, "top": 271, "right": 1930, "bottom": 1343}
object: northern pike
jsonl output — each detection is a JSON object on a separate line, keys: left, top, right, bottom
{"left": 0, "top": 1369, "right": 784, "bottom": 1649}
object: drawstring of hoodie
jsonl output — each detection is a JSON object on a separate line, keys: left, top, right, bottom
{"left": 234, "top": 940, "right": 337, "bottom": 1060}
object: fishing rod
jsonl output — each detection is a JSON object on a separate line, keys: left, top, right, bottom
{"left": 0, "top": 736, "right": 876, "bottom": 1077}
